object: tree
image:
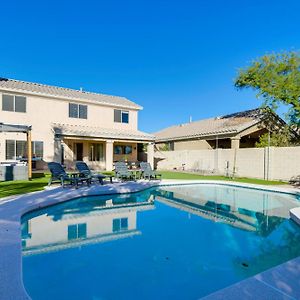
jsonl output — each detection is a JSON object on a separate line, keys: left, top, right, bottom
{"left": 235, "top": 51, "right": 300, "bottom": 128}
{"left": 158, "top": 143, "right": 171, "bottom": 151}
{"left": 255, "top": 127, "right": 293, "bottom": 147}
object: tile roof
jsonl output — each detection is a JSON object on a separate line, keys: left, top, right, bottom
{"left": 154, "top": 108, "right": 264, "bottom": 142}
{"left": 53, "top": 123, "right": 155, "bottom": 142}
{"left": 0, "top": 77, "right": 141, "bottom": 110}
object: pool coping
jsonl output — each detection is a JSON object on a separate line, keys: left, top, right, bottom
{"left": 0, "top": 179, "right": 300, "bottom": 300}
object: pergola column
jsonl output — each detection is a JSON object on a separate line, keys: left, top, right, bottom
{"left": 106, "top": 140, "right": 114, "bottom": 171}
{"left": 147, "top": 142, "right": 154, "bottom": 169}
{"left": 26, "top": 130, "right": 32, "bottom": 180}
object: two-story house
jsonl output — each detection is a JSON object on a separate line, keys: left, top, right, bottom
{"left": 0, "top": 78, "right": 154, "bottom": 171}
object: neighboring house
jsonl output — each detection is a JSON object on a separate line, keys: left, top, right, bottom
{"left": 0, "top": 78, "right": 154, "bottom": 170}
{"left": 154, "top": 108, "right": 281, "bottom": 150}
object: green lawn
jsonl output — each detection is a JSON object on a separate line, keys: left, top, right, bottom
{"left": 159, "top": 171, "right": 287, "bottom": 185}
{"left": 0, "top": 171, "right": 287, "bottom": 199}
{"left": 0, "top": 174, "right": 50, "bottom": 198}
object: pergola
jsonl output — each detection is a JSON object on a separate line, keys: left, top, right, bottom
{"left": 0, "top": 122, "right": 32, "bottom": 180}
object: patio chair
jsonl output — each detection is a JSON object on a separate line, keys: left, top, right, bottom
{"left": 140, "top": 162, "right": 162, "bottom": 180}
{"left": 289, "top": 175, "right": 300, "bottom": 185}
{"left": 76, "top": 161, "right": 113, "bottom": 185}
{"left": 48, "top": 162, "right": 90, "bottom": 188}
{"left": 114, "top": 161, "right": 134, "bottom": 181}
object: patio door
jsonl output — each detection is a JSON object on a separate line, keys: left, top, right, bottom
{"left": 75, "top": 143, "right": 83, "bottom": 161}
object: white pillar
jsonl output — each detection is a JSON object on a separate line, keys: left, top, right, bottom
{"left": 106, "top": 140, "right": 114, "bottom": 171}
{"left": 147, "top": 142, "right": 154, "bottom": 169}
{"left": 54, "top": 136, "right": 62, "bottom": 163}
{"left": 231, "top": 137, "right": 240, "bottom": 149}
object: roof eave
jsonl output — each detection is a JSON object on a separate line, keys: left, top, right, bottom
{"left": 155, "top": 119, "right": 267, "bottom": 143}
{"left": 54, "top": 129, "right": 155, "bottom": 142}
{"left": 155, "top": 130, "right": 239, "bottom": 142}
{"left": 62, "top": 134, "right": 154, "bottom": 142}
{"left": 0, "top": 86, "right": 142, "bottom": 111}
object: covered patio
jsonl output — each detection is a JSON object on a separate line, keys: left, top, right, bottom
{"left": 0, "top": 122, "right": 32, "bottom": 180}
{"left": 52, "top": 123, "right": 155, "bottom": 171}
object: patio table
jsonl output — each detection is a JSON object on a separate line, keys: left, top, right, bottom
{"left": 129, "top": 169, "right": 142, "bottom": 180}
{"left": 69, "top": 172, "right": 80, "bottom": 177}
{"left": 69, "top": 172, "right": 92, "bottom": 185}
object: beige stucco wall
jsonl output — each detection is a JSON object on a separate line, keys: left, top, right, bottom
{"left": 155, "top": 146, "right": 300, "bottom": 181}
{"left": 0, "top": 90, "right": 139, "bottom": 167}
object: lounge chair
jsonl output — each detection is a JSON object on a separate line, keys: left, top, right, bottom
{"left": 140, "top": 162, "right": 162, "bottom": 180}
{"left": 48, "top": 162, "right": 90, "bottom": 188}
{"left": 289, "top": 175, "right": 300, "bottom": 185}
{"left": 76, "top": 161, "right": 113, "bottom": 185}
{"left": 114, "top": 161, "right": 134, "bottom": 181}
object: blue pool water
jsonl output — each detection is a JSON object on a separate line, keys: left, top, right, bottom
{"left": 22, "top": 184, "right": 300, "bottom": 299}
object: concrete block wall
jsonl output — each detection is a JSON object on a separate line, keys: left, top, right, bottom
{"left": 234, "top": 148, "right": 265, "bottom": 179}
{"left": 155, "top": 146, "right": 300, "bottom": 181}
{"left": 272, "top": 147, "right": 300, "bottom": 181}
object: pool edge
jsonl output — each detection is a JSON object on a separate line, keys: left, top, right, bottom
{"left": 0, "top": 179, "right": 299, "bottom": 300}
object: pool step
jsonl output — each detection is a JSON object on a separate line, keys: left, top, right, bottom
{"left": 290, "top": 207, "right": 300, "bottom": 226}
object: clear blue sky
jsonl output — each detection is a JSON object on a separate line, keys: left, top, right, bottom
{"left": 1, "top": 0, "right": 300, "bottom": 132}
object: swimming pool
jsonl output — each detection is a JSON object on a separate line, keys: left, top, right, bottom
{"left": 21, "top": 184, "right": 300, "bottom": 299}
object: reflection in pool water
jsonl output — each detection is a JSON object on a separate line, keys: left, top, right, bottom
{"left": 22, "top": 190, "right": 155, "bottom": 255}
{"left": 22, "top": 185, "right": 300, "bottom": 300}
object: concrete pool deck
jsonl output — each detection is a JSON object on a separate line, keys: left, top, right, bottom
{"left": 0, "top": 179, "right": 300, "bottom": 299}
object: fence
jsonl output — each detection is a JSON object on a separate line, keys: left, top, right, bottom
{"left": 155, "top": 146, "right": 300, "bottom": 181}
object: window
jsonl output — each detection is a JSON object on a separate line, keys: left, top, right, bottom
{"left": 15, "top": 96, "right": 26, "bottom": 112}
{"left": 2, "top": 95, "right": 14, "bottom": 111}
{"left": 5, "top": 140, "right": 44, "bottom": 160}
{"left": 68, "top": 223, "right": 87, "bottom": 240}
{"left": 114, "top": 145, "right": 123, "bottom": 155}
{"left": 33, "top": 141, "right": 44, "bottom": 158}
{"left": 69, "top": 103, "right": 87, "bottom": 119}
{"left": 114, "top": 145, "right": 132, "bottom": 155}
{"left": 122, "top": 111, "right": 129, "bottom": 123}
{"left": 69, "top": 103, "right": 78, "bottom": 118}
{"left": 113, "top": 218, "right": 128, "bottom": 232}
{"left": 89, "top": 143, "right": 104, "bottom": 161}
{"left": 2, "top": 94, "right": 26, "bottom": 113}
{"left": 114, "top": 109, "right": 129, "bottom": 123}
{"left": 114, "top": 109, "right": 121, "bottom": 122}
{"left": 16, "top": 141, "right": 27, "bottom": 159}
{"left": 5, "top": 140, "right": 15, "bottom": 160}
{"left": 124, "top": 146, "right": 132, "bottom": 154}
{"left": 79, "top": 104, "right": 87, "bottom": 119}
